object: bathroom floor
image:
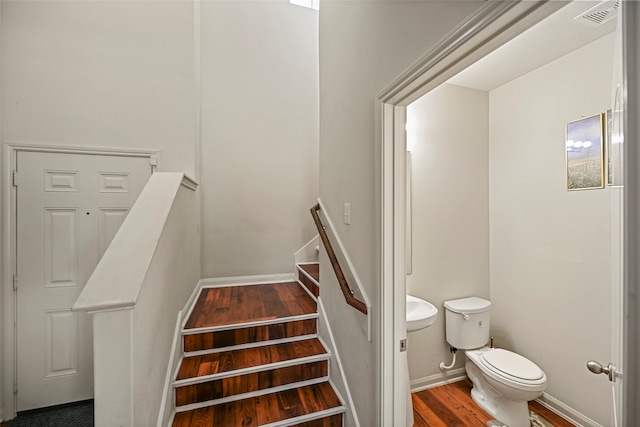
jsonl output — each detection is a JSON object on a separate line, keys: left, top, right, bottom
{"left": 412, "top": 379, "right": 576, "bottom": 427}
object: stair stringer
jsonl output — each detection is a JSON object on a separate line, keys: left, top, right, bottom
{"left": 316, "top": 296, "right": 362, "bottom": 427}
{"left": 158, "top": 277, "right": 207, "bottom": 427}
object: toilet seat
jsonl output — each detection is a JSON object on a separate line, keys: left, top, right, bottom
{"left": 476, "top": 349, "right": 545, "bottom": 387}
{"left": 481, "top": 349, "right": 544, "bottom": 381}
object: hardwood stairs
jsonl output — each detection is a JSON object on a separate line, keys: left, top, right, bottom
{"left": 171, "top": 263, "right": 344, "bottom": 427}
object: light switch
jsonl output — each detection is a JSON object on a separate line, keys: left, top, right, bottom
{"left": 344, "top": 203, "right": 351, "bottom": 225}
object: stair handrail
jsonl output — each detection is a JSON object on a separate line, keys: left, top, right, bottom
{"left": 310, "top": 203, "right": 368, "bottom": 314}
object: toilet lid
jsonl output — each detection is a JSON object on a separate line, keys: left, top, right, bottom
{"left": 481, "top": 349, "right": 544, "bottom": 381}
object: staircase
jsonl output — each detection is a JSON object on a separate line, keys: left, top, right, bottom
{"left": 171, "top": 263, "right": 345, "bottom": 427}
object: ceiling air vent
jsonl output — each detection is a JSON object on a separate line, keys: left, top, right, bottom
{"left": 575, "top": 0, "right": 619, "bottom": 26}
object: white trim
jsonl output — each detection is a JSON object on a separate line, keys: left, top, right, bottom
{"left": 327, "top": 378, "right": 347, "bottom": 409}
{"left": 175, "top": 376, "right": 332, "bottom": 413}
{"left": 157, "top": 311, "right": 184, "bottom": 427}
{"left": 182, "top": 313, "right": 319, "bottom": 335}
{"left": 409, "top": 368, "right": 467, "bottom": 393}
{"left": 296, "top": 279, "right": 319, "bottom": 303}
{"left": 317, "top": 297, "right": 361, "bottom": 427}
{"left": 259, "top": 407, "right": 345, "bottom": 427}
{"left": 536, "top": 392, "right": 605, "bottom": 427}
{"left": 621, "top": 3, "right": 640, "bottom": 425}
{"left": 2, "top": 142, "right": 160, "bottom": 421}
{"left": 180, "top": 174, "right": 198, "bottom": 191}
{"left": 377, "top": 2, "right": 566, "bottom": 106}
{"left": 198, "top": 273, "right": 296, "bottom": 288}
{"left": 184, "top": 333, "right": 319, "bottom": 358}
{"left": 3, "top": 141, "right": 160, "bottom": 162}
{"left": 174, "top": 353, "right": 331, "bottom": 388}
{"left": 180, "top": 278, "right": 207, "bottom": 329}
{"left": 296, "top": 264, "right": 320, "bottom": 288}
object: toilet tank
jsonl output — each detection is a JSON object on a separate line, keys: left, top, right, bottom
{"left": 443, "top": 297, "right": 491, "bottom": 350}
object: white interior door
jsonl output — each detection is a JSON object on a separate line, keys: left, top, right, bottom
{"left": 15, "top": 151, "right": 152, "bottom": 411}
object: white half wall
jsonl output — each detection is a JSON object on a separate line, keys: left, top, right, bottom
{"left": 199, "top": 1, "right": 319, "bottom": 278}
{"left": 406, "top": 83, "right": 490, "bottom": 381}
{"left": 489, "top": 33, "right": 616, "bottom": 426}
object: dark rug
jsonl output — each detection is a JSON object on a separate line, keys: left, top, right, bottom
{"left": 7, "top": 400, "right": 93, "bottom": 427}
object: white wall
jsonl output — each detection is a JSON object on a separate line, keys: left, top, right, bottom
{"left": 489, "top": 34, "right": 615, "bottom": 425}
{"left": 318, "top": 2, "right": 485, "bottom": 425}
{"left": 1, "top": 1, "right": 197, "bottom": 175}
{"left": 199, "top": 1, "right": 319, "bottom": 278}
{"left": 406, "top": 84, "right": 489, "bottom": 384}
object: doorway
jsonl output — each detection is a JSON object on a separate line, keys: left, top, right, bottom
{"left": 5, "top": 146, "right": 155, "bottom": 415}
{"left": 378, "top": 2, "right": 638, "bottom": 427}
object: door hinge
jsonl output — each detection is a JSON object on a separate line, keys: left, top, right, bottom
{"left": 12, "top": 170, "right": 18, "bottom": 187}
{"left": 13, "top": 377, "right": 18, "bottom": 395}
{"left": 400, "top": 339, "right": 407, "bottom": 352}
{"left": 13, "top": 274, "right": 18, "bottom": 291}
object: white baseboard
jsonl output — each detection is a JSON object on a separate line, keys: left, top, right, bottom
{"left": 158, "top": 311, "right": 183, "bottom": 427}
{"left": 536, "top": 392, "right": 604, "bottom": 427}
{"left": 181, "top": 279, "right": 207, "bottom": 329}
{"left": 409, "top": 368, "right": 467, "bottom": 393}
{"left": 199, "top": 273, "right": 296, "bottom": 288}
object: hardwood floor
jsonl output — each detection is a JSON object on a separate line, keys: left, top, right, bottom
{"left": 175, "top": 338, "right": 330, "bottom": 407}
{"left": 185, "top": 282, "right": 317, "bottom": 330}
{"left": 298, "top": 263, "right": 320, "bottom": 297}
{"left": 173, "top": 278, "right": 344, "bottom": 426}
{"left": 412, "top": 379, "right": 576, "bottom": 427}
{"left": 172, "top": 382, "right": 342, "bottom": 427}
{"left": 183, "top": 318, "right": 318, "bottom": 352}
{"left": 177, "top": 338, "right": 327, "bottom": 380}
{"left": 299, "top": 263, "right": 319, "bottom": 281}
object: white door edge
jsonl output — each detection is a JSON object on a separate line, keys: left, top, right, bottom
{"left": 1, "top": 143, "right": 159, "bottom": 420}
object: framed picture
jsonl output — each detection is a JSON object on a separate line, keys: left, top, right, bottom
{"left": 565, "top": 113, "right": 604, "bottom": 190}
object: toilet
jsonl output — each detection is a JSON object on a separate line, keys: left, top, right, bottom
{"left": 443, "top": 297, "right": 547, "bottom": 427}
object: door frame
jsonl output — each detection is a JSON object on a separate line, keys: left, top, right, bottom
{"left": 377, "top": 1, "right": 637, "bottom": 426}
{"left": 621, "top": 2, "right": 640, "bottom": 424}
{"left": 2, "top": 143, "right": 159, "bottom": 420}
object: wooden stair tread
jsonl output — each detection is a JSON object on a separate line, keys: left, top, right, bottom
{"left": 172, "top": 382, "right": 344, "bottom": 427}
{"left": 183, "top": 319, "right": 318, "bottom": 353}
{"left": 176, "top": 338, "right": 327, "bottom": 381}
{"left": 174, "top": 361, "right": 329, "bottom": 407}
{"left": 298, "top": 263, "right": 319, "bottom": 282}
{"left": 185, "top": 282, "right": 317, "bottom": 330}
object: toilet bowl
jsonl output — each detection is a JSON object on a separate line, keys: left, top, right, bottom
{"left": 443, "top": 297, "right": 547, "bottom": 427}
{"left": 465, "top": 347, "right": 547, "bottom": 427}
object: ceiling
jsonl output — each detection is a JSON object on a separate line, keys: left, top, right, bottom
{"left": 447, "top": 1, "right": 618, "bottom": 92}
